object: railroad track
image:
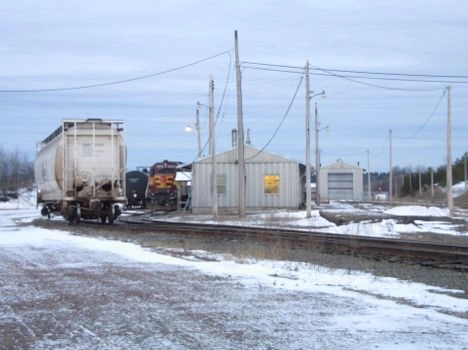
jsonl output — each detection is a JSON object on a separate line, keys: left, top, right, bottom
{"left": 117, "top": 214, "right": 468, "bottom": 271}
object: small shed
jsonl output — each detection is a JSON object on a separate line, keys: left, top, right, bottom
{"left": 191, "top": 145, "right": 305, "bottom": 214}
{"left": 319, "top": 159, "right": 363, "bottom": 202}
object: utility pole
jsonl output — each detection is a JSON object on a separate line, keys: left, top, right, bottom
{"left": 464, "top": 152, "right": 467, "bottom": 193}
{"left": 389, "top": 129, "right": 393, "bottom": 204}
{"left": 418, "top": 171, "right": 422, "bottom": 196}
{"left": 315, "top": 102, "right": 321, "bottom": 206}
{"left": 446, "top": 86, "right": 453, "bottom": 215}
{"left": 195, "top": 102, "right": 202, "bottom": 158}
{"left": 209, "top": 76, "right": 217, "bottom": 219}
{"left": 234, "top": 30, "right": 245, "bottom": 218}
{"left": 305, "top": 61, "right": 312, "bottom": 218}
{"left": 367, "top": 149, "right": 371, "bottom": 201}
{"left": 431, "top": 169, "right": 434, "bottom": 198}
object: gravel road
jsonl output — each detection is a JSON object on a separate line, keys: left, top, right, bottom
{"left": 0, "top": 213, "right": 466, "bottom": 349}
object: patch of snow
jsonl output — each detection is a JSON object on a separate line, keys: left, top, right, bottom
{"left": 385, "top": 205, "right": 450, "bottom": 217}
{"left": 0, "top": 188, "right": 37, "bottom": 209}
{"left": 453, "top": 181, "right": 468, "bottom": 198}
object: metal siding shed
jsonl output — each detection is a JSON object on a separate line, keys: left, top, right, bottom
{"left": 318, "top": 159, "right": 363, "bottom": 202}
{"left": 192, "top": 145, "right": 302, "bottom": 213}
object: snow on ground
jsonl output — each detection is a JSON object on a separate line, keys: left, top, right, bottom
{"left": 452, "top": 182, "right": 468, "bottom": 198}
{"left": 385, "top": 205, "right": 450, "bottom": 217}
{"left": 164, "top": 204, "right": 466, "bottom": 238}
{"left": 0, "top": 188, "right": 37, "bottom": 210}
{"left": 0, "top": 208, "right": 467, "bottom": 348}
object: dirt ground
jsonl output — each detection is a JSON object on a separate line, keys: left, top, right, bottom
{"left": 2, "top": 242, "right": 467, "bottom": 350}
{"left": 1, "top": 207, "right": 467, "bottom": 349}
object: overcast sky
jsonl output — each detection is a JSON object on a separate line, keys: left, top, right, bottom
{"left": 1, "top": 0, "right": 467, "bottom": 172}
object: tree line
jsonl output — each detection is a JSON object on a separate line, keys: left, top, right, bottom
{"left": 390, "top": 152, "right": 467, "bottom": 197}
{"left": 382, "top": 152, "right": 468, "bottom": 197}
{"left": 0, "top": 146, "right": 34, "bottom": 198}
{"left": 361, "top": 153, "right": 467, "bottom": 198}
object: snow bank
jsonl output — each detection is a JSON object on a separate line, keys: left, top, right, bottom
{"left": 0, "top": 188, "right": 36, "bottom": 209}
{"left": 453, "top": 181, "right": 468, "bottom": 198}
{"left": 385, "top": 205, "right": 449, "bottom": 217}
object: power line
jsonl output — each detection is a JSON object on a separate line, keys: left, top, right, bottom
{"left": 0, "top": 50, "right": 233, "bottom": 93}
{"left": 371, "top": 133, "right": 390, "bottom": 159}
{"left": 242, "top": 60, "right": 468, "bottom": 80}
{"left": 246, "top": 74, "right": 304, "bottom": 161}
{"left": 241, "top": 61, "right": 461, "bottom": 91}
{"left": 313, "top": 67, "right": 468, "bottom": 80}
{"left": 242, "top": 65, "right": 468, "bottom": 84}
{"left": 189, "top": 52, "right": 234, "bottom": 163}
{"left": 308, "top": 64, "right": 446, "bottom": 92}
{"left": 394, "top": 89, "right": 447, "bottom": 140}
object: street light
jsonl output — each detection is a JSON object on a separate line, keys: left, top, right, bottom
{"left": 185, "top": 101, "right": 204, "bottom": 158}
{"left": 306, "top": 85, "right": 325, "bottom": 218}
{"left": 305, "top": 61, "right": 325, "bottom": 218}
{"left": 314, "top": 100, "right": 328, "bottom": 206}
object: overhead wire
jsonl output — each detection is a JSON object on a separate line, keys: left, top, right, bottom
{"left": 190, "top": 51, "right": 233, "bottom": 162}
{"left": 242, "top": 60, "right": 468, "bottom": 81}
{"left": 308, "top": 64, "right": 446, "bottom": 92}
{"left": 0, "top": 50, "right": 233, "bottom": 93}
{"left": 242, "top": 60, "right": 454, "bottom": 164}
{"left": 242, "top": 61, "right": 461, "bottom": 91}
{"left": 242, "top": 65, "right": 467, "bottom": 84}
{"left": 245, "top": 74, "right": 304, "bottom": 161}
{"left": 2, "top": 53, "right": 458, "bottom": 168}
{"left": 370, "top": 133, "right": 391, "bottom": 159}
{"left": 394, "top": 89, "right": 447, "bottom": 140}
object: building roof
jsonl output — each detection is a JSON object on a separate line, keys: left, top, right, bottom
{"left": 322, "top": 158, "right": 362, "bottom": 170}
{"left": 194, "top": 145, "right": 303, "bottom": 165}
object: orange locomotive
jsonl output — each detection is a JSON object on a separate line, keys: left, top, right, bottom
{"left": 147, "top": 160, "right": 180, "bottom": 210}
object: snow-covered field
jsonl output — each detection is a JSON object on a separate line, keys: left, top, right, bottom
{"left": 0, "top": 190, "right": 467, "bottom": 348}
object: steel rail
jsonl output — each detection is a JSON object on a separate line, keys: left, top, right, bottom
{"left": 119, "top": 215, "right": 468, "bottom": 270}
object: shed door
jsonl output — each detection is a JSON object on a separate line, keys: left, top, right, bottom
{"left": 328, "top": 173, "right": 353, "bottom": 200}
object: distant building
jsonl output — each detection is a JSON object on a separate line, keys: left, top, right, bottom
{"left": 191, "top": 145, "right": 305, "bottom": 214}
{"left": 319, "top": 159, "right": 363, "bottom": 202}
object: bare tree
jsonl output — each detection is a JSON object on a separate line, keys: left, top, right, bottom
{"left": 0, "top": 145, "right": 34, "bottom": 197}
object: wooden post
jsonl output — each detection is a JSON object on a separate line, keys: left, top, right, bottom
{"left": 446, "top": 86, "right": 453, "bottom": 214}
{"left": 209, "top": 76, "right": 217, "bottom": 219}
{"left": 235, "top": 30, "right": 245, "bottom": 218}
{"left": 305, "top": 61, "right": 312, "bottom": 218}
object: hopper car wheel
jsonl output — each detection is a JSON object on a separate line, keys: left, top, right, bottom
{"left": 75, "top": 205, "right": 81, "bottom": 224}
{"left": 100, "top": 215, "right": 107, "bottom": 224}
{"left": 69, "top": 205, "right": 81, "bottom": 224}
{"left": 41, "top": 206, "right": 51, "bottom": 219}
{"left": 108, "top": 206, "right": 115, "bottom": 224}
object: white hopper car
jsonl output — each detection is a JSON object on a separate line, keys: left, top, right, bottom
{"left": 35, "top": 119, "right": 127, "bottom": 223}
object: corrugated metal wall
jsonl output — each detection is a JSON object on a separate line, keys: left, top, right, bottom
{"left": 319, "top": 159, "right": 363, "bottom": 202}
{"left": 192, "top": 146, "right": 302, "bottom": 212}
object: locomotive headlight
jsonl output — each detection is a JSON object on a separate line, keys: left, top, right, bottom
{"left": 132, "top": 193, "right": 137, "bottom": 198}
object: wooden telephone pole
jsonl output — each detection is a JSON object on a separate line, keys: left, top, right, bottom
{"left": 209, "top": 76, "right": 217, "bottom": 219}
{"left": 389, "top": 129, "right": 393, "bottom": 204}
{"left": 305, "top": 62, "right": 312, "bottom": 218}
{"left": 446, "top": 86, "right": 453, "bottom": 214}
{"left": 235, "top": 30, "right": 245, "bottom": 218}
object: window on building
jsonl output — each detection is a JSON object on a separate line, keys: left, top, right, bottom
{"left": 264, "top": 174, "right": 280, "bottom": 194}
{"left": 216, "top": 174, "right": 227, "bottom": 194}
